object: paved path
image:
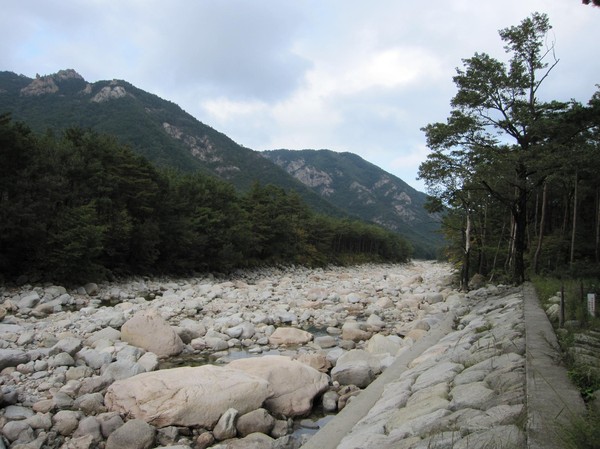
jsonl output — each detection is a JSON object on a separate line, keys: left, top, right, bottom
{"left": 523, "top": 282, "right": 586, "bottom": 449}
{"left": 301, "top": 283, "right": 586, "bottom": 449}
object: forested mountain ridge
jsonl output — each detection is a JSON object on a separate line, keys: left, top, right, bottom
{"left": 0, "top": 116, "right": 412, "bottom": 283}
{"left": 0, "top": 68, "right": 443, "bottom": 256}
{"left": 0, "top": 69, "right": 338, "bottom": 216}
{"left": 262, "top": 149, "right": 443, "bottom": 258}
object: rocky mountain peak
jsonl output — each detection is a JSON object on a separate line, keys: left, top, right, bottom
{"left": 54, "top": 69, "right": 84, "bottom": 81}
{"left": 21, "top": 75, "right": 58, "bottom": 96}
{"left": 91, "top": 85, "right": 129, "bottom": 103}
{"left": 20, "top": 69, "right": 84, "bottom": 96}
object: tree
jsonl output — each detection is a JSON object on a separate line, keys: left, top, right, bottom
{"left": 420, "top": 13, "right": 560, "bottom": 284}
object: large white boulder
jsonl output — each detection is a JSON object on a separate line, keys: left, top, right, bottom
{"left": 268, "top": 327, "right": 313, "bottom": 345}
{"left": 366, "top": 334, "right": 403, "bottom": 356}
{"left": 120, "top": 309, "right": 183, "bottom": 358}
{"left": 227, "top": 355, "right": 329, "bottom": 417}
{"left": 331, "top": 349, "right": 383, "bottom": 388}
{"left": 104, "top": 365, "right": 272, "bottom": 428}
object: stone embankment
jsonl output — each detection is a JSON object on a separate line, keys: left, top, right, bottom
{"left": 307, "top": 285, "right": 527, "bottom": 449}
{"left": 0, "top": 262, "right": 584, "bottom": 449}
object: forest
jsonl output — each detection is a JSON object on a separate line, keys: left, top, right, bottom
{"left": 0, "top": 115, "right": 411, "bottom": 284}
{"left": 418, "top": 13, "right": 600, "bottom": 288}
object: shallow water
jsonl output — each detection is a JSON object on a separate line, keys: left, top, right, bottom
{"left": 159, "top": 326, "right": 329, "bottom": 370}
{"left": 157, "top": 347, "right": 285, "bottom": 369}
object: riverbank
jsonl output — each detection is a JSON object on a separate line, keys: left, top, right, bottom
{"left": 302, "top": 282, "right": 586, "bottom": 449}
{"left": 0, "top": 262, "right": 585, "bottom": 448}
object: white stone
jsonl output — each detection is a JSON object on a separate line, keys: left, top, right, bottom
{"left": 227, "top": 355, "right": 328, "bottom": 417}
{"left": 105, "top": 366, "right": 272, "bottom": 428}
{"left": 120, "top": 309, "right": 183, "bottom": 357}
{"left": 268, "top": 327, "right": 313, "bottom": 345}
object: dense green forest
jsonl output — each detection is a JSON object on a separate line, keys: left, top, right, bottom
{"left": 418, "top": 13, "right": 600, "bottom": 288}
{"left": 0, "top": 115, "right": 411, "bottom": 283}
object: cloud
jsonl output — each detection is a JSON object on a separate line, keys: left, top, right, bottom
{"left": 1, "top": 0, "right": 599, "bottom": 192}
{"left": 130, "top": 1, "right": 312, "bottom": 102}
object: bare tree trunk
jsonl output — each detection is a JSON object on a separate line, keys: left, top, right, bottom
{"left": 533, "top": 181, "right": 548, "bottom": 275}
{"left": 570, "top": 171, "right": 578, "bottom": 269}
{"left": 596, "top": 186, "right": 600, "bottom": 263}
{"left": 462, "top": 208, "right": 471, "bottom": 290}
{"left": 505, "top": 215, "right": 515, "bottom": 272}
{"left": 479, "top": 202, "right": 488, "bottom": 274}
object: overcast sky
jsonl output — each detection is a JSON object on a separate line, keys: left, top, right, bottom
{"left": 2, "top": 1, "right": 599, "bottom": 191}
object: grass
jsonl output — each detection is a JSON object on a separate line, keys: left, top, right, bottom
{"left": 559, "top": 412, "right": 600, "bottom": 449}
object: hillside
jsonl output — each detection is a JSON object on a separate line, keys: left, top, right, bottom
{"left": 0, "top": 69, "right": 442, "bottom": 256}
{"left": 0, "top": 69, "right": 338, "bottom": 215}
{"left": 262, "top": 149, "right": 443, "bottom": 258}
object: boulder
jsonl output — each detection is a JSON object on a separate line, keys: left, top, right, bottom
{"left": 51, "top": 337, "right": 83, "bottom": 356}
{"left": 366, "top": 334, "right": 402, "bottom": 356}
{"left": 236, "top": 408, "right": 275, "bottom": 437}
{"left": 73, "top": 416, "right": 103, "bottom": 443}
{"left": 331, "top": 360, "right": 374, "bottom": 388}
{"left": 102, "top": 359, "right": 145, "bottom": 381}
{"left": 213, "top": 408, "right": 238, "bottom": 441}
{"left": 0, "top": 349, "right": 29, "bottom": 371}
{"left": 195, "top": 432, "right": 216, "bottom": 449}
{"left": 3, "top": 405, "right": 34, "bottom": 420}
{"left": 105, "top": 419, "right": 155, "bottom": 449}
{"left": 120, "top": 309, "right": 183, "bottom": 357}
{"left": 331, "top": 349, "right": 382, "bottom": 388}
{"left": 322, "top": 390, "right": 339, "bottom": 412}
{"left": 2, "top": 420, "right": 34, "bottom": 443}
{"left": 137, "top": 352, "right": 159, "bottom": 372}
{"left": 341, "top": 321, "right": 371, "bottom": 342}
{"left": 97, "top": 412, "right": 124, "bottom": 438}
{"left": 105, "top": 365, "right": 272, "bottom": 428}
{"left": 366, "top": 314, "right": 385, "bottom": 329}
{"left": 76, "top": 348, "right": 112, "bottom": 370}
{"left": 60, "top": 434, "right": 96, "bottom": 449}
{"left": 52, "top": 410, "right": 82, "bottom": 436}
{"left": 314, "top": 335, "right": 337, "bottom": 349}
{"left": 296, "top": 353, "right": 331, "bottom": 373}
{"left": 268, "top": 327, "right": 313, "bottom": 345}
{"left": 74, "top": 393, "right": 107, "bottom": 415}
{"left": 424, "top": 292, "right": 444, "bottom": 304}
{"left": 213, "top": 432, "right": 275, "bottom": 449}
{"left": 85, "top": 327, "right": 121, "bottom": 347}
{"left": 18, "top": 292, "right": 40, "bottom": 310}
{"left": 84, "top": 283, "right": 99, "bottom": 296}
{"left": 228, "top": 355, "right": 329, "bottom": 417}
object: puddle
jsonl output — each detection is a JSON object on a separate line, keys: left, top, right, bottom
{"left": 159, "top": 326, "right": 330, "bottom": 370}
{"left": 292, "top": 407, "right": 336, "bottom": 438}
{"left": 158, "top": 346, "right": 293, "bottom": 369}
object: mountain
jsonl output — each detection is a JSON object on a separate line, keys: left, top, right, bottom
{"left": 0, "top": 69, "right": 338, "bottom": 215}
{"left": 261, "top": 149, "right": 443, "bottom": 258}
{"left": 0, "top": 69, "right": 442, "bottom": 256}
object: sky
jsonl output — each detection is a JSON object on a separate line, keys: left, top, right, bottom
{"left": 1, "top": 1, "right": 599, "bottom": 191}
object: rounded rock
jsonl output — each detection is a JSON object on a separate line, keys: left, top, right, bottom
{"left": 105, "top": 418, "right": 156, "bottom": 449}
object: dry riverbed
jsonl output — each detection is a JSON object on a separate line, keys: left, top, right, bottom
{"left": 0, "top": 261, "right": 459, "bottom": 449}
